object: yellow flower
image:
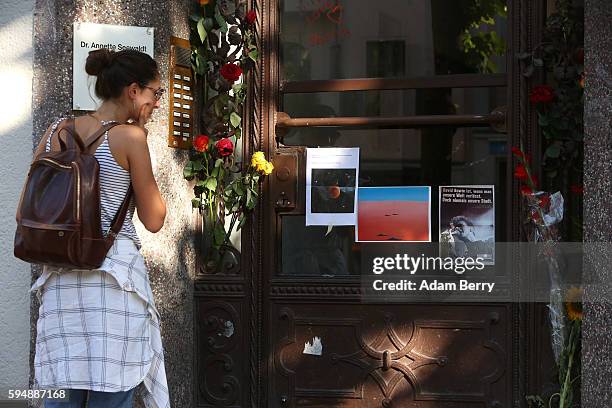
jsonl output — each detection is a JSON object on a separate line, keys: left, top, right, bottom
{"left": 199, "top": 0, "right": 210, "bottom": 5}
{"left": 565, "top": 287, "right": 583, "bottom": 321}
{"left": 262, "top": 161, "right": 274, "bottom": 175}
{"left": 251, "top": 151, "right": 266, "bottom": 168}
{"left": 250, "top": 151, "right": 273, "bottom": 175}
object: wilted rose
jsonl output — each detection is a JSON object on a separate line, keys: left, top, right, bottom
{"left": 216, "top": 138, "right": 234, "bottom": 157}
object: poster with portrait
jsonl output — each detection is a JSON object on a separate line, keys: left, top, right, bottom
{"left": 439, "top": 186, "right": 495, "bottom": 264}
{"left": 306, "top": 148, "right": 359, "bottom": 226}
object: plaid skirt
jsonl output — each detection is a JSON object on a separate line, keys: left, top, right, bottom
{"left": 29, "top": 237, "right": 170, "bottom": 408}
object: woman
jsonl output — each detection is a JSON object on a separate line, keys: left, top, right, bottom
{"left": 28, "top": 49, "right": 169, "bottom": 408}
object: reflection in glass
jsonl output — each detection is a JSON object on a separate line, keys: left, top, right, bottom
{"left": 282, "top": 216, "right": 355, "bottom": 276}
{"left": 279, "top": 126, "right": 508, "bottom": 275}
{"left": 283, "top": 87, "right": 506, "bottom": 119}
{"left": 280, "top": 0, "right": 508, "bottom": 81}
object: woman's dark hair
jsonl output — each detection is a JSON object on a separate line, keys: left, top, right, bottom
{"left": 85, "top": 48, "right": 159, "bottom": 100}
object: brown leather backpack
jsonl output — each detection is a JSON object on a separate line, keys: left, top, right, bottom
{"left": 14, "top": 117, "right": 133, "bottom": 269}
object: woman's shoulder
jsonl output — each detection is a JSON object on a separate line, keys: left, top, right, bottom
{"left": 108, "top": 123, "right": 146, "bottom": 139}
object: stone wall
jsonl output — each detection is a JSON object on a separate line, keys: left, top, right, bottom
{"left": 583, "top": 0, "right": 612, "bottom": 406}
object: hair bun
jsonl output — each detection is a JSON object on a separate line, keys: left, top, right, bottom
{"left": 85, "top": 48, "right": 114, "bottom": 76}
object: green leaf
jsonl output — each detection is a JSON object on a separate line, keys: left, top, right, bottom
{"left": 248, "top": 49, "right": 259, "bottom": 62}
{"left": 233, "top": 182, "right": 245, "bottom": 196}
{"left": 237, "top": 214, "right": 246, "bottom": 230}
{"left": 197, "top": 18, "right": 207, "bottom": 43}
{"left": 204, "top": 17, "right": 214, "bottom": 31}
{"left": 205, "top": 177, "right": 218, "bottom": 191}
{"left": 183, "top": 162, "right": 194, "bottom": 179}
{"left": 192, "top": 160, "right": 204, "bottom": 171}
{"left": 190, "top": 13, "right": 202, "bottom": 22}
{"left": 522, "top": 65, "right": 534, "bottom": 77}
{"left": 215, "top": 11, "right": 228, "bottom": 33}
{"left": 215, "top": 158, "right": 224, "bottom": 168}
{"left": 246, "top": 189, "right": 253, "bottom": 208}
{"left": 532, "top": 58, "right": 543, "bottom": 67}
{"left": 230, "top": 112, "right": 242, "bottom": 128}
{"left": 195, "top": 53, "right": 207, "bottom": 76}
{"left": 213, "top": 223, "right": 226, "bottom": 247}
{"left": 545, "top": 143, "right": 561, "bottom": 158}
{"left": 537, "top": 112, "right": 549, "bottom": 126}
{"left": 191, "top": 197, "right": 201, "bottom": 208}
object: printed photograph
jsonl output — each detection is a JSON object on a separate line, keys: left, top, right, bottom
{"left": 356, "top": 186, "right": 431, "bottom": 242}
{"left": 311, "top": 168, "right": 356, "bottom": 213}
{"left": 439, "top": 186, "right": 495, "bottom": 264}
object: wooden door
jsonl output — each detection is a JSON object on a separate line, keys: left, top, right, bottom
{"left": 266, "top": 1, "right": 515, "bottom": 407}
{"left": 194, "top": 1, "right": 554, "bottom": 407}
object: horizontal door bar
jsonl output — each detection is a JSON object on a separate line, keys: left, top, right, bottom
{"left": 276, "top": 111, "right": 506, "bottom": 129}
{"left": 281, "top": 74, "right": 506, "bottom": 93}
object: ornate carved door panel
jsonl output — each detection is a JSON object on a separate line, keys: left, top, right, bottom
{"left": 272, "top": 304, "right": 510, "bottom": 407}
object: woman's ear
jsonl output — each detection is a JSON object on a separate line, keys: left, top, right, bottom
{"left": 127, "top": 82, "right": 139, "bottom": 99}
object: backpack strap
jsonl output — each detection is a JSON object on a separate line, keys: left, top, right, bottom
{"left": 56, "top": 118, "right": 85, "bottom": 152}
{"left": 104, "top": 184, "right": 134, "bottom": 248}
{"left": 83, "top": 122, "right": 122, "bottom": 153}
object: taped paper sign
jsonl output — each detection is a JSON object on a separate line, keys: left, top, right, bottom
{"left": 303, "top": 336, "right": 323, "bottom": 356}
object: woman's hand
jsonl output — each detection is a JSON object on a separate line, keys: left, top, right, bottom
{"left": 136, "top": 102, "right": 154, "bottom": 138}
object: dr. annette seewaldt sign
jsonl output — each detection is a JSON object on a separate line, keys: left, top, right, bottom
{"left": 73, "top": 22, "right": 154, "bottom": 111}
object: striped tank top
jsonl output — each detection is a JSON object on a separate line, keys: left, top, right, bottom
{"left": 45, "top": 117, "right": 142, "bottom": 250}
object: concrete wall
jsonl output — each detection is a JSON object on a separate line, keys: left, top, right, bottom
{"left": 27, "top": 1, "right": 196, "bottom": 407}
{"left": 0, "top": 0, "right": 35, "bottom": 401}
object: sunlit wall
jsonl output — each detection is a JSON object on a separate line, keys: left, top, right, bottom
{"left": 0, "top": 0, "right": 35, "bottom": 399}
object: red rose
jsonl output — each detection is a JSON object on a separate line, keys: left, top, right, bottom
{"left": 514, "top": 165, "right": 528, "bottom": 180}
{"left": 539, "top": 194, "right": 551, "bottom": 209}
{"left": 215, "top": 138, "right": 234, "bottom": 157}
{"left": 529, "top": 85, "right": 555, "bottom": 104}
{"left": 520, "top": 185, "right": 533, "bottom": 195}
{"left": 246, "top": 10, "right": 256, "bottom": 25}
{"left": 511, "top": 146, "right": 525, "bottom": 158}
{"left": 193, "top": 134, "right": 209, "bottom": 152}
{"left": 570, "top": 184, "right": 584, "bottom": 194}
{"left": 219, "top": 63, "right": 243, "bottom": 83}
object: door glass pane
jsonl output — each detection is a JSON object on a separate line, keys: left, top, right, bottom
{"left": 279, "top": 126, "right": 508, "bottom": 276}
{"left": 280, "top": 0, "right": 508, "bottom": 81}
